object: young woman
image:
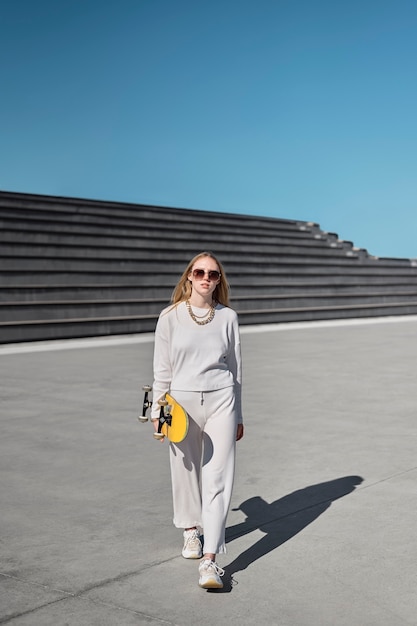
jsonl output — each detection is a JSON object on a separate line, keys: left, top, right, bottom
{"left": 151, "top": 251, "right": 244, "bottom": 589}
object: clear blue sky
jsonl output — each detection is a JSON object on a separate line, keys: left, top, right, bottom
{"left": 1, "top": 0, "right": 417, "bottom": 258}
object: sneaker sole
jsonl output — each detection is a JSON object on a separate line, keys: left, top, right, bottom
{"left": 199, "top": 578, "right": 223, "bottom": 589}
{"left": 182, "top": 551, "right": 203, "bottom": 559}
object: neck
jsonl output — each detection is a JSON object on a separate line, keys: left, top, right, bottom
{"left": 188, "top": 294, "right": 213, "bottom": 309}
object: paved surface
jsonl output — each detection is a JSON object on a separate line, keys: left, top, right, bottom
{"left": 1, "top": 316, "right": 417, "bottom": 626}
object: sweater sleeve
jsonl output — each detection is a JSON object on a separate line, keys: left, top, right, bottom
{"left": 226, "top": 315, "right": 243, "bottom": 424}
{"left": 151, "top": 311, "right": 172, "bottom": 421}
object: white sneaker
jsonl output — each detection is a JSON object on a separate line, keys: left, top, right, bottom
{"left": 198, "top": 559, "right": 224, "bottom": 589}
{"left": 182, "top": 529, "right": 202, "bottom": 559}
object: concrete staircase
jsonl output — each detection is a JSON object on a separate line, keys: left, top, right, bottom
{"left": 1, "top": 190, "right": 417, "bottom": 343}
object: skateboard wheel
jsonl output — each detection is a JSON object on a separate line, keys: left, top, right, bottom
{"left": 137, "top": 415, "right": 148, "bottom": 423}
{"left": 158, "top": 399, "right": 168, "bottom": 406}
{"left": 153, "top": 432, "right": 165, "bottom": 440}
{"left": 142, "top": 384, "right": 152, "bottom": 392}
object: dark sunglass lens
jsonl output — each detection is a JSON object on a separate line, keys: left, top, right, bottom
{"left": 192, "top": 269, "right": 220, "bottom": 280}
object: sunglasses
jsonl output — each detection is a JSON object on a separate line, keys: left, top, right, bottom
{"left": 192, "top": 268, "right": 221, "bottom": 281}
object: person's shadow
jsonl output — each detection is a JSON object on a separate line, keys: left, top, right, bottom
{"left": 209, "top": 475, "right": 364, "bottom": 593}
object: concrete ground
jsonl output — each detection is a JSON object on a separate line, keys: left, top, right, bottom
{"left": 1, "top": 316, "right": 417, "bottom": 626}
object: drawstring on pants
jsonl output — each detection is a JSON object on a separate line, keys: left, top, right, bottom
{"left": 200, "top": 391, "right": 204, "bottom": 406}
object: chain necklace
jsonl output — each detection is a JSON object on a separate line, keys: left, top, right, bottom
{"left": 186, "top": 299, "right": 215, "bottom": 325}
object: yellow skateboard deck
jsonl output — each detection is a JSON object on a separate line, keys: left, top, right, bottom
{"left": 159, "top": 393, "right": 188, "bottom": 443}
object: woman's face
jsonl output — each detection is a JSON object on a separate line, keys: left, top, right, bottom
{"left": 188, "top": 256, "right": 221, "bottom": 300}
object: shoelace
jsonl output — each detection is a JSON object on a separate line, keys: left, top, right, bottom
{"left": 200, "top": 559, "right": 225, "bottom": 577}
{"left": 185, "top": 530, "right": 200, "bottom": 544}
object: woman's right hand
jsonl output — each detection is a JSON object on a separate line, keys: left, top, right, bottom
{"left": 236, "top": 423, "right": 244, "bottom": 441}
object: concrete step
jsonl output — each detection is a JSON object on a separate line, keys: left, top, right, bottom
{"left": 5, "top": 254, "right": 417, "bottom": 276}
{"left": 0, "top": 285, "right": 159, "bottom": 302}
{"left": 0, "top": 241, "right": 358, "bottom": 260}
{"left": 0, "top": 217, "right": 319, "bottom": 248}
{"left": 0, "top": 298, "right": 166, "bottom": 322}
{"left": 2, "top": 280, "right": 416, "bottom": 302}
{"left": 2, "top": 265, "right": 417, "bottom": 287}
{"left": 232, "top": 292, "right": 417, "bottom": 311}
{"left": 0, "top": 225, "right": 343, "bottom": 249}
{"left": 2, "top": 300, "right": 417, "bottom": 343}
{"left": 237, "top": 301, "right": 417, "bottom": 324}
{"left": 0, "top": 201, "right": 310, "bottom": 234}
{"left": 2, "top": 291, "right": 417, "bottom": 322}
{"left": 0, "top": 315, "right": 158, "bottom": 343}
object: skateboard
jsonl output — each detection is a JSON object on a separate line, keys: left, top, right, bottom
{"left": 138, "top": 385, "right": 188, "bottom": 443}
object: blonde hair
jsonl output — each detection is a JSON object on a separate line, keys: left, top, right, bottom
{"left": 171, "top": 252, "right": 230, "bottom": 307}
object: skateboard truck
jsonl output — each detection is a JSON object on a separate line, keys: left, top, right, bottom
{"left": 153, "top": 399, "right": 172, "bottom": 440}
{"left": 138, "top": 384, "right": 153, "bottom": 423}
{"left": 138, "top": 385, "right": 172, "bottom": 440}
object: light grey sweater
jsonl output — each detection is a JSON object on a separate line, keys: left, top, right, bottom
{"left": 151, "top": 301, "right": 243, "bottom": 423}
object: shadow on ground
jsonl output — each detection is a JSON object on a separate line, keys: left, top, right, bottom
{"left": 209, "top": 475, "right": 364, "bottom": 593}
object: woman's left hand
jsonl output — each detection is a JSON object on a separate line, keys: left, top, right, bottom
{"left": 236, "top": 423, "right": 244, "bottom": 441}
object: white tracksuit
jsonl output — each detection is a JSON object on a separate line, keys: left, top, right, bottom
{"left": 152, "top": 301, "right": 243, "bottom": 554}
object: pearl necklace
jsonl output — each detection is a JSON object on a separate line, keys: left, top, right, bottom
{"left": 186, "top": 299, "right": 215, "bottom": 325}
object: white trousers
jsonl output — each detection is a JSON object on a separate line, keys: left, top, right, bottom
{"left": 168, "top": 386, "right": 237, "bottom": 555}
